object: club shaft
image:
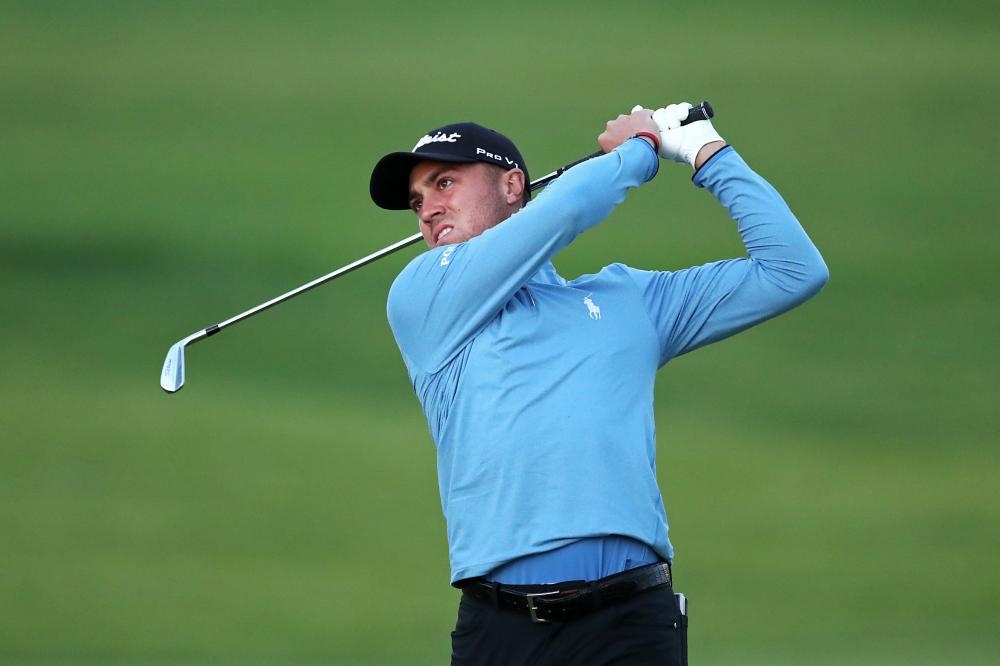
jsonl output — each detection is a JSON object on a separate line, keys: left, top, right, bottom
{"left": 192, "top": 154, "right": 557, "bottom": 339}
{"left": 166, "top": 100, "right": 716, "bottom": 373}
{"left": 192, "top": 117, "right": 641, "bottom": 338}
{"left": 212, "top": 231, "right": 424, "bottom": 333}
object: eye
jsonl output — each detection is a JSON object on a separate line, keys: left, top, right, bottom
{"left": 438, "top": 177, "right": 453, "bottom": 190}
{"left": 410, "top": 199, "right": 422, "bottom": 213}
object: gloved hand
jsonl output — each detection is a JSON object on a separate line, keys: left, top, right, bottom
{"left": 649, "top": 102, "right": 724, "bottom": 168}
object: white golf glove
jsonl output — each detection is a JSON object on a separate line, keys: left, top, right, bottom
{"left": 648, "top": 102, "right": 724, "bottom": 168}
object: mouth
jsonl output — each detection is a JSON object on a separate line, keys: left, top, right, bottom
{"left": 434, "top": 226, "right": 454, "bottom": 245}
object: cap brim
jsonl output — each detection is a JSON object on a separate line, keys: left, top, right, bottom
{"left": 369, "top": 151, "right": 479, "bottom": 210}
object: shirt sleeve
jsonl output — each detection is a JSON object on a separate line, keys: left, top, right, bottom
{"left": 623, "top": 146, "right": 829, "bottom": 365}
{"left": 388, "top": 138, "right": 659, "bottom": 374}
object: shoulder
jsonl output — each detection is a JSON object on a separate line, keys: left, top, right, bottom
{"left": 388, "top": 250, "right": 432, "bottom": 315}
{"left": 387, "top": 243, "right": 465, "bottom": 324}
{"left": 389, "top": 246, "right": 449, "bottom": 296}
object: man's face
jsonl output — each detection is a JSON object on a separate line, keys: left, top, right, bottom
{"left": 408, "top": 161, "right": 518, "bottom": 249}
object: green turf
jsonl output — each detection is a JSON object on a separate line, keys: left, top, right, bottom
{"left": 2, "top": 1, "right": 999, "bottom": 663}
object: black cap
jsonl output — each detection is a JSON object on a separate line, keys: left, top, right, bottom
{"left": 369, "top": 122, "right": 529, "bottom": 210}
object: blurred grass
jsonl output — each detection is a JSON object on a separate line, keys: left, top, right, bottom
{"left": 2, "top": 1, "right": 999, "bottom": 664}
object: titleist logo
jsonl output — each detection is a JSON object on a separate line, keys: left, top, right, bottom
{"left": 413, "top": 131, "right": 461, "bottom": 151}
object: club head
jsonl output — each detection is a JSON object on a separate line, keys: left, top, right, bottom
{"left": 160, "top": 340, "right": 186, "bottom": 393}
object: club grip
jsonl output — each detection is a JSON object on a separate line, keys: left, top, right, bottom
{"left": 680, "top": 100, "right": 713, "bottom": 126}
{"left": 528, "top": 100, "right": 716, "bottom": 192}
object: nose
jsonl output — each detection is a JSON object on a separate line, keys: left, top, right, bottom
{"left": 418, "top": 193, "right": 444, "bottom": 226}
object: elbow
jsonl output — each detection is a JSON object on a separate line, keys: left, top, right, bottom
{"left": 763, "top": 249, "right": 829, "bottom": 309}
{"left": 792, "top": 250, "right": 829, "bottom": 303}
{"left": 805, "top": 251, "right": 830, "bottom": 295}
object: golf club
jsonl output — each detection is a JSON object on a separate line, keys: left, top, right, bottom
{"left": 160, "top": 101, "right": 714, "bottom": 393}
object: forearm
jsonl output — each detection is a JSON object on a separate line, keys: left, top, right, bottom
{"left": 483, "top": 138, "right": 659, "bottom": 265}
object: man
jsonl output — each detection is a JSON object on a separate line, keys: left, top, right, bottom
{"left": 369, "top": 103, "right": 828, "bottom": 665}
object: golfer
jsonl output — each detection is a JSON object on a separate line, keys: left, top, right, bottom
{"left": 369, "top": 103, "right": 828, "bottom": 665}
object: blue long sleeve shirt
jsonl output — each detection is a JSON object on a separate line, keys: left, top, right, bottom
{"left": 387, "top": 139, "right": 828, "bottom": 584}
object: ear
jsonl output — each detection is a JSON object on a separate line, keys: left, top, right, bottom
{"left": 503, "top": 169, "right": 526, "bottom": 205}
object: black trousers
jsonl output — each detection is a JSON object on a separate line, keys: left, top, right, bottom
{"left": 451, "top": 584, "right": 688, "bottom": 666}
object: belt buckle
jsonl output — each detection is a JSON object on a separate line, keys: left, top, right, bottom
{"left": 524, "top": 590, "right": 561, "bottom": 623}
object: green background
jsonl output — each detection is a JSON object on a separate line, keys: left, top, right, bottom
{"left": 2, "top": 1, "right": 998, "bottom": 664}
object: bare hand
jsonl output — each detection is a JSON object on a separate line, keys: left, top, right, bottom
{"left": 598, "top": 108, "right": 660, "bottom": 153}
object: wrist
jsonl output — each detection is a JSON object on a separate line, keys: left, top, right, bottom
{"left": 693, "top": 140, "right": 726, "bottom": 170}
{"left": 632, "top": 131, "right": 660, "bottom": 153}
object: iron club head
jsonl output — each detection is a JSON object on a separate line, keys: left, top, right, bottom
{"left": 160, "top": 330, "right": 210, "bottom": 393}
{"left": 160, "top": 339, "right": 187, "bottom": 393}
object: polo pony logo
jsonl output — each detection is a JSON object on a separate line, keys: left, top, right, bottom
{"left": 583, "top": 294, "right": 601, "bottom": 320}
{"left": 413, "top": 132, "right": 462, "bottom": 151}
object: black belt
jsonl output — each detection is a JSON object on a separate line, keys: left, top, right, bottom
{"left": 461, "top": 561, "right": 672, "bottom": 623}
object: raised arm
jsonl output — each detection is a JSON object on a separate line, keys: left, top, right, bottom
{"left": 630, "top": 144, "right": 829, "bottom": 362}
{"left": 618, "top": 102, "right": 828, "bottom": 361}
